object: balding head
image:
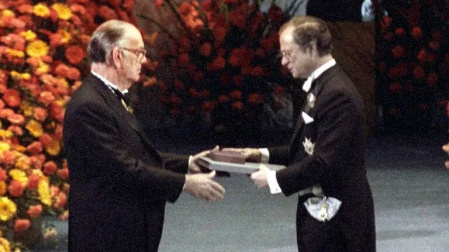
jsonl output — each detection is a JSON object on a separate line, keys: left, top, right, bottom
{"left": 88, "top": 20, "right": 140, "bottom": 63}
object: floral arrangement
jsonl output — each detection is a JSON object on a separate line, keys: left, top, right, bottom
{"left": 138, "top": 0, "right": 295, "bottom": 136}
{"left": 376, "top": 0, "right": 449, "bottom": 132}
{"left": 0, "top": 0, "right": 137, "bottom": 250}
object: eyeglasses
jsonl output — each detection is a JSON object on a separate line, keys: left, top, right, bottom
{"left": 120, "top": 47, "right": 146, "bottom": 61}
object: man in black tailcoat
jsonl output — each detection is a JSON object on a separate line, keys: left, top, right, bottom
{"left": 231, "top": 16, "right": 376, "bottom": 251}
{"left": 63, "top": 20, "right": 225, "bottom": 251}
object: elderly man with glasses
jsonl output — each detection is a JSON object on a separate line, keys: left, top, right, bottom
{"left": 63, "top": 20, "right": 225, "bottom": 252}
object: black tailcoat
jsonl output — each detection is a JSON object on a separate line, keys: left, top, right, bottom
{"left": 269, "top": 65, "right": 376, "bottom": 251}
{"left": 63, "top": 74, "right": 188, "bottom": 251}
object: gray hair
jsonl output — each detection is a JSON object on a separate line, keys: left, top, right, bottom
{"left": 87, "top": 20, "right": 135, "bottom": 63}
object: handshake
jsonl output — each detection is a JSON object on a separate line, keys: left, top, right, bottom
{"left": 183, "top": 146, "right": 281, "bottom": 202}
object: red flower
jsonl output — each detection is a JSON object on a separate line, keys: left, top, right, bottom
{"left": 391, "top": 45, "right": 406, "bottom": 58}
{"left": 43, "top": 161, "right": 58, "bottom": 175}
{"left": 65, "top": 46, "right": 86, "bottom": 65}
{"left": 413, "top": 66, "right": 425, "bottom": 79}
{"left": 27, "top": 173, "right": 40, "bottom": 189}
{"left": 411, "top": 26, "right": 423, "bottom": 38}
{"left": 199, "top": 43, "right": 211, "bottom": 56}
{"left": 178, "top": 53, "right": 190, "bottom": 67}
{"left": 428, "top": 41, "right": 440, "bottom": 50}
{"left": 207, "top": 56, "right": 226, "bottom": 71}
{"left": 8, "top": 180, "right": 24, "bottom": 197}
{"left": 232, "top": 101, "right": 243, "bottom": 110}
{"left": 230, "top": 90, "right": 242, "bottom": 100}
{"left": 27, "top": 205, "right": 43, "bottom": 219}
{"left": 217, "top": 95, "right": 229, "bottom": 103}
{"left": 201, "top": 101, "right": 215, "bottom": 112}
{"left": 27, "top": 141, "right": 43, "bottom": 155}
{"left": 417, "top": 49, "right": 428, "bottom": 62}
{"left": 155, "top": 0, "right": 164, "bottom": 8}
{"left": 58, "top": 168, "right": 69, "bottom": 181}
{"left": 229, "top": 48, "right": 253, "bottom": 67}
{"left": 268, "top": 5, "right": 283, "bottom": 22}
{"left": 248, "top": 93, "right": 264, "bottom": 104}
{"left": 0, "top": 169, "right": 7, "bottom": 181}
{"left": 426, "top": 72, "right": 438, "bottom": 86}
{"left": 14, "top": 219, "right": 31, "bottom": 233}
{"left": 98, "top": 5, "right": 118, "bottom": 20}
{"left": 394, "top": 27, "right": 405, "bottom": 35}
{"left": 3, "top": 89, "right": 21, "bottom": 107}
{"left": 54, "top": 192, "right": 67, "bottom": 208}
{"left": 389, "top": 82, "right": 403, "bottom": 93}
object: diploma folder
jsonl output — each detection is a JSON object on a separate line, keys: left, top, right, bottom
{"left": 198, "top": 157, "right": 285, "bottom": 174}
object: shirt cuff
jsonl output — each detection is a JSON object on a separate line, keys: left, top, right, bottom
{"left": 267, "top": 170, "right": 282, "bottom": 194}
{"left": 259, "top": 148, "right": 269, "bottom": 163}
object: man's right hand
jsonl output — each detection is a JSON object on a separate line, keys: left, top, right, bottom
{"left": 183, "top": 171, "right": 225, "bottom": 201}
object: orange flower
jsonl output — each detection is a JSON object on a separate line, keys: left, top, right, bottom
{"left": 7, "top": 125, "right": 23, "bottom": 136}
{"left": 33, "top": 107, "right": 48, "bottom": 122}
{"left": 0, "top": 108, "right": 14, "bottom": 119}
{"left": 8, "top": 180, "right": 24, "bottom": 197}
{"left": 67, "top": 67, "right": 81, "bottom": 80}
{"left": 7, "top": 113, "right": 25, "bottom": 125}
{"left": 54, "top": 64, "right": 69, "bottom": 77}
{"left": 45, "top": 138, "right": 61, "bottom": 156}
{"left": 65, "top": 46, "right": 86, "bottom": 65}
{"left": 14, "top": 219, "right": 31, "bottom": 233}
{"left": 27, "top": 205, "right": 43, "bottom": 219}
{"left": 37, "top": 91, "right": 55, "bottom": 106}
{"left": 2, "top": 89, "right": 21, "bottom": 107}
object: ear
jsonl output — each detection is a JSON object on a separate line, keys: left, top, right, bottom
{"left": 307, "top": 41, "right": 318, "bottom": 57}
{"left": 110, "top": 47, "right": 123, "bottom": 69}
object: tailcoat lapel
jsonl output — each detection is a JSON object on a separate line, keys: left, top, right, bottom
{"left": 87, "top": 74, "right": 157, "bottom": 149}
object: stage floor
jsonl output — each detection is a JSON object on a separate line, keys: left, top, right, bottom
{"left": 36, "top": 133, "right": 449, "bottom": 251}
